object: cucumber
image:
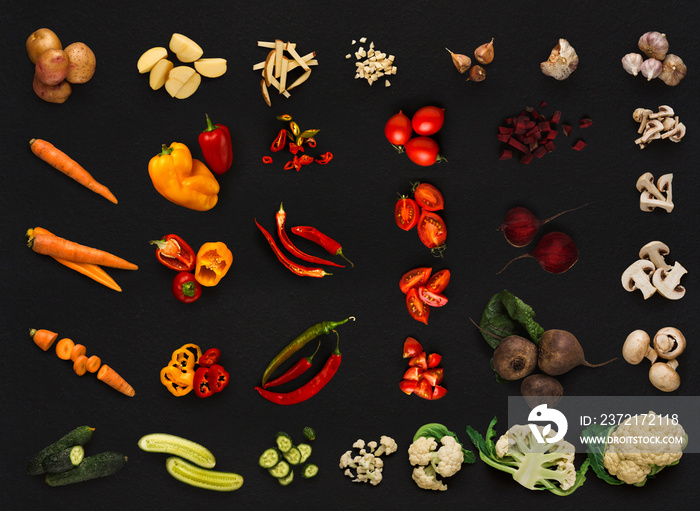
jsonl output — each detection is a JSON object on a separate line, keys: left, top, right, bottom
{"left": 138, "top": 433, "right": 216, "bottom": 468}
{"left": 283, "top": 446, "right": 301, "bottom": 465}
{"left": 259, "top": 448, "right": 279, "bottom": 469}
{"left": 42, "top": 445, "right": 85, "bottom": 473}
{"left": 275, "top": 432, "right": 293, "bottom": 453}
{"left": 27, "top": 425, "right": 94, "bottom": 475}
{"left": 268, "top": 460, "right": 291, "bottom": 479}
{"left": 165, "top": 457, "right": 243, "bottom": 492}
{"left": 45, "top": 452, "right": 127, "bottom": 486}
{"left": 297, "top": 443, "right": 312, "bottom": 463}
{"left": 278, "top": 470, "right": 294, "bottom": 486}
{"left": 301, "top": 463, "right": 318, "bottom": 479}
{"left": 303, "top": 426, "right": 316, "bottom": 441}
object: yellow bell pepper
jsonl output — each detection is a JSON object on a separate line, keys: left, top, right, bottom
{"left": 148, "top": 142, "right": 219, "bottom": 211}
{"left": 195, "top": 242, "right": 233, "bottom": 287}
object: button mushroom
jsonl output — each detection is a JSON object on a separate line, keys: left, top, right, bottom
{"left": 639, "top": 241, "right": 672, "bottom": 271}
{"left": 653, "top": 327, "right": 686, "bottom": 360}
{"left": 622, "top": 330, "right": 658, "bottom": 364}
{"left": 621, "top": 259, "right": 657, "bottom": 299}
{"left": 652, "top": 262, "right": 687, "bottom": 300}
{"left": 649, "top": 360, "right": 680, "bottom": 392}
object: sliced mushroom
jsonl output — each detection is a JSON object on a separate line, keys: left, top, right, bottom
{"left": 637, "top": 173, "right": 673, "bottom": 212}
{"left": 639, "top": 241, "right": 672, "bottom": 271}
{"left": 635, "top": 119, "right": 664, "bottom": 145}
{"left": 622, "top": 330, "right": 658, "bottom": 364}
{"left": 636, "top": 173, "right": 665, "bottom": 201}
{"left": 649, "top": 105, "right": 674, "bottom": 119}
{"left": 653, "top": 327, "right": 686, "bottom": 360}
{"left": 633, "top": 107, "right": 653, "bottom": 125}
{"left": 667, "top": 122, "right": 686, "bottom": 143}
{"left": 655, "top": 174, "right": 674, "bottom": 211}
{"left": 652, "top": 262, "right": 687, "bottom": 300}
{"left": 649, "top": 360, "right": 680, "bottom": 392}
{"left": 621, "top": 259, "right": 657, "bottom": 299}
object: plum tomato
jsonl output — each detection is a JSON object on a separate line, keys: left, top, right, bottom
{"left": 403, "top": 336, "right": 424, "bottom": 358}
{"left": 395, "top": 196, "right": 420, "bottom": 231}
{"left": 417, "top": 210, "right": 447, "bottom": 251}
{"left": 404, "top": 136, "right": 441, "bottom": 167}
{"left": 406, "top": 288, "right": 430, "bottom": 325}
{"left": 411, "top": 106, "right": 445, "bottom": 136}
{"left": 426, "top": 269, "right": 450, "bottom": 294}
{"left": 384, "top": 110, "right": 414, "bottom": 146}
{"left": 399, "top": 267, "right": 432, "bottom": 294}
{"left": 418, "top": 286, "right": 448, "bottom": 307}
{"left": 413, "top": 182, "right": 444, "bottom": 211}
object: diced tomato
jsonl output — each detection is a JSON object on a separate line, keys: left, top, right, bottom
{"left": 422, "top": 368, "right": 444, "bottom": 386}
{"left": 431, "top": 385, "right": 448, "bottom": 400}
{"left": 403, "top": 336, "right": 424, "bottom": 358}
{"left": 399, "top": 267, "right": 432, "bottom": 294}
{"left": 403, "top": 366, "right": 424, "bottom": 381}
{"left": 409, "top": 351, "right": 428, "bottom": 371}
{"left": 427, "top": 353, "right": 442, "bottom": 368}
{"left": 399, "top": 380, "right": 417, "bottom": 395}
{"left": 413, "top": 379, "right": 434, "bottom": 400}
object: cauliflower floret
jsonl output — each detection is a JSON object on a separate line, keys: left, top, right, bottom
{"left": 603, "top": 411, "right": 686, "bottom": 485}
{"left": 341, "top": 435, "right": 397, "bottom": 486}
{"left": 411, "top": 466, "right": 447, "bottom": 491}
{"left": 375, "top": 435, "right": 398, "bottom": 456}
{"left": 339, "top": 450, "right": 356, "bottom": 469}
{"left": 435, "top": 436, "right": 465, "bottom": 477}
{"left": 367, "top": 441, "right": 378, "bottom": 453}
{"left": 353, "top": 439, "right": 366, "bottom": 450}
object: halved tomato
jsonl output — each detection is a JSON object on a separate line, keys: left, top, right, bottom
{"left": 399, "top": 267, "right": 432, "bottom": 293}
{"left": 403, "top": 336, "right": 424, "bottom": 358}
{"left": 426, "top": 269, "right": 450, "bottom": 294}
{"left": 417, "top": 210, "right": 447, "bottom": 253}
{"left": 418, "top": 286, "right": 448, "bottom": 307}
{"left": 413, "top": 182, "right": 444, "bottom": 211}
{"left": 395, "top": 196, "right": 420, "bottom": 231}
{"left": 406, "top": 288, "right": 430, "bottom": 325}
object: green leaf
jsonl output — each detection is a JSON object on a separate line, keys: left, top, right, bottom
{"left": 581, "top": 424, "right": 624, "bottom": 486}
{"left": 478, "top": 290, "right": 544, "bottom": 349}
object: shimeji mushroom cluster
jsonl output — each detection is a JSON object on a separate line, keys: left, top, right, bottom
{"left": 623, "top": 327, "right": 686, "bottom": 392}
{"left": 621, "top": 241, "right": 687, "bottom": 300}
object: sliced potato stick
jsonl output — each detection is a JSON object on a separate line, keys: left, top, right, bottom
{"left": 267, "top": 74, "right": 290, "bottom": 98}
{"left": 285, "top": 43, "right": 310, "bottom": 71}
{"left": 287, "top": 69, "right": 312, "bottom": 90}
{"left": 260, "top": 79, "right": 271, "bottom": 107}
{"left": 279, "top": 57, "right": 289, "bottom": 93}
{"left": 258, "top": 41, "right": 296, "bottom": 49}
{"left": 274, "top": 40, "right": 283, "bottom": 78}
{"left": 263, "top": 50, "right": 275, "bottom": 87}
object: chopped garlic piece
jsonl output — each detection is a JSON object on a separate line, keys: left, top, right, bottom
{"left": 346, "top": 54, "right": 351, "bottom": 59}
{"left": 348, "top": 37, "right": 397, "bottom": 86}
{"left": 385, "top": 79, "right": 391, "bottom": 87}
{"left": 360, "top": 37, "right": 367, "bottom": 43}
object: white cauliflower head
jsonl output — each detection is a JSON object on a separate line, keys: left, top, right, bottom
{"left": 408, "top": 435, "right": 465, "bottom": 490}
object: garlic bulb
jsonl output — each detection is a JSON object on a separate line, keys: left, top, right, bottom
{"left": 540, "top": 38, "right": 578, "bottom": 80}
{"left": 640, "top": 58, "right": 662, "bottom": 81}
{"left": 622, "top": 53, "right": 643, "bottom": 76}
{"left": 638, "top": 31, "right": 669, "bottom": 60}
{"left": 659, "top": 54, "right": 687, "bottom": 86}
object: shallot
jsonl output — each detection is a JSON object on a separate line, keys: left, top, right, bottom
{"left": 497, "top": 231, "right": 578, "bottom": 274}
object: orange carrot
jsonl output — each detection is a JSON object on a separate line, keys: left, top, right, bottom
{"left": 73, "top": 355, "right": 88, "bottom": 376}
{"left": 30, "top": 328, "right": 58, "bottom": 351}
{"left": 70, "top": 344, "right": 86, "bottom": 362}
{"left": 29, "top": 138, "right": 118, "bottom": 204}
{"left": 27, "top": 229, "right": 138, "bottom": 271}
{"left": 56, "top": 338, "right": 75, "bottom": 360}
{"left": 32, "top": 227, "right": 122, "bottom": 292}
{"left": 86, "top": 355, "right": 102, "bottom": 373}
{"left": 97, "top": 365, "right": 135, "bottom": 397}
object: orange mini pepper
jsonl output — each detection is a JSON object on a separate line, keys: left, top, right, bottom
{"left": 171, "top": 343, "right": 202, "bottom": 370}
{"left": 194, "top": 242, "right": 233, "bottom": 287}
{"left": 160, "top": 363, "right": 194, "bottom": 397}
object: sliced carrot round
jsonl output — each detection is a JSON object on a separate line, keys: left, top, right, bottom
{"left": 70, "top": 343, "right": 87, "bottom": 362}
{"left": 56, "top": 338, "right": 75, "bottom": 360}
{"left": 73, "top": 355, "right": 89, "bottom": 376}
{"left": 86, "top": 355, "right": 102, "bottom": 373}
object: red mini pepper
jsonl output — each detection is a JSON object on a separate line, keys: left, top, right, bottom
{"left": 150, "top": 234, "right": 196, "bottom": 271}
{"left": 198, "top": 113, "right": 233, "bottom": 175}
{"left": 193, "top": 366, "right": 214, "bottom": 397}
{"left": 291, "top": 226, "right": 354, "bottom": 267}
{"left": 207, "top": 364, "right": 230, "bottom": 393}
{"left": 172, "top": 272, "right": 202, "bottom": 303}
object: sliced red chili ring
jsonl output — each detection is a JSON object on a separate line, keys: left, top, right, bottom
{"left": 262, "top": 156, "right": 273, "bottom": 164}
{"left": 208, "top": 364, "right": 230, "bottom": 393}
{"left": 298, "top": 154, "right": 314, "bottom": 166}
{"left": 198, "top": 348, "right": 221, "bottom": 367}
{"left": 193, "top": 366, "right": 214, "bottom": 398}
{"left": 315, "top": 152, "right": 333, "bottom": 164}
{"left": 271, "top": 129, "right": 287, "bottom": 152}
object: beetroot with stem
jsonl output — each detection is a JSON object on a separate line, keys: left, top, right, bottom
{"left": 497, "top": 231, "right": 578, "bottom": 274}
{"left": 499, "top": 203, "right": 590, "bottom": 247}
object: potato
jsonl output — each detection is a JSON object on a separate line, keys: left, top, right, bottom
{"left": 194, "top": 58, "right": 227, "bottom": 78}
{"left": 149, "top": 59, "right": 173, "bottom": 90}
{"left": 35, "top": 48, "right": 70, "bottom": 86}
{"left": 137, "top": 46, "right": 168, "bottom": 74}
{"left": 33, "top": 74, "right": 71, "bottom": 103}
{"left": 64, "top": 42, "right": 96, "bottom": 84}
{"left": 26, "top": 28, "right": 62, "bottom": 64}
{"left": 164, "top": 66, "right": 201, "bottom": 99}
{"left": 169, "top": 33, "right": 203, "bottom": 63}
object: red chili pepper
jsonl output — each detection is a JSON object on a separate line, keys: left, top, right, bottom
{"left": 292, "top": 155, "right": 302, "bottom": 172}
{"left": 198, "top": 113, "right": 233, "bottom": 175}
{"left": 255, "top": 338, "right": 342, "bottom": 405}
{"left": 264, "top": 340, "right": 321, "bottom": 388}
{"left": 306, "top": 137, "right": 317, "bottom": 148}
{"left": 271, "top": 129, "right": 287, "bottom": 152}
{"left": 198, "top": 348, "right": 221, "bottom": 367}
{"left": 291, "top": 226, "right": 354, "bottom": 267}
{"left": 193, "top": 366, "right": 214, "bottom": 397}
{"left": 262, "top": 156, "right": 273, "bottom": 164}
{"left": 288, "top": 142, "right": 303, "bottom": 155}
{"left": 172, "top": 272, "right": 202, "bottom": 303}
{"left": 283, "top": 160, "right": 295, "bottom": 171}
{"left": 255, "top": 219, "right": 331, "bottom": 278}
{"left": 314, "top": 152, "right": 333, "bottom": 164}
{"left": 150, "top": 234, "right": 196, "bottom": 271}
{"left": 276, "top": 204, "right": 343, "bottom": 268}
{"left": 298, "top": 154, "right": 314, "bottom": 166}
{"left": 208, "top": 364, "right": 229, "bottom": 393}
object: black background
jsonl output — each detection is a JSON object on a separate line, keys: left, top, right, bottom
{"left": 2, "top": 0, "right": 699, "bottom": 509}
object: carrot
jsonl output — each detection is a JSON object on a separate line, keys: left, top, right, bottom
{"left": 29, "top": 138, "right": 118, "bottom": 204}
{"left": 30, "top": 328, "right": 58, "bottom": 351}
{"left": 32, "top": 227, "right": 122, "bottom": 292}
{"left": 73, "top": 355, "right": 88, "bottom": 376}
{"left": 27, "top": 229, "right": 138, "bottom": 271}
{"left": 56, "top": 338, "right": 75, "bottom": 360}
{"left": 70, "top": 344, "right": 86, "bottom": 362}
{"left": 86, "top": 355, "right": 102, "bottom": 373}
{"left": 97, "top": 365, "right": 135, "bottom": 397}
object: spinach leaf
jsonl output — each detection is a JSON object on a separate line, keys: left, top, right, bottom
{"left": 581, "top": 424, "right": 623, "bottom": 485}
{"left": 479, "top": 290, "right": 544, "bottom": 349}
{"left": 413, "top": 423, "right": 476, "bottom": 464}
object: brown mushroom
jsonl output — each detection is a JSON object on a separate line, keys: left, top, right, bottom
{"left": 649, "top": 359, "right": 680, "bottom": 392}
{"left": 622, "top": 330, "right": 658, "bottom": 364}
{"left": 653, "top": 327, "right": 686, "bottom": 360}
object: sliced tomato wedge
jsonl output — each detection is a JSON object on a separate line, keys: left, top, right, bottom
{"left": 409, "top": 351, "right": 428, "bottom": 371}
{"left": 413, "top": 182, "right": 444, "bottom": 211}
{"left": 399, "top": 380, "right": 417, "bottom": 395}
{"left": 418, "top": 286, "right": 448, "bottom": 307}
{"left": 417, "top": 210, "right": 447, "bottom": 252}
{"left": 395, "top": 197, "right": 420, "bottom": 231}
{"left": 403, "top": 336, "right": 424, "bottom": 358}
{"left": 403, "top": 366, "right": 424, "bottom": 381}
{"left": 431, "top": 385, "right": 448, "bottom": 400}
{"left": 426, "top": 269, "right": 450, "bottom": 294}
{"left": 413, "top": 378, "right": 433, "bottom": 400}
{"left": 422, "top": 368, "right": 444, "bottom": 386}
{"left": 399, "top": 267, "right": 432, "bottom": 293}
{"left": 427, "top": 352, "right": 442, "bottom": 368}
{"left": 406, "top": 288, "right": 430, "bottom": 324}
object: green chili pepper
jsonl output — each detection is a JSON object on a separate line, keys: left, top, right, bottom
{"left": 261, "top": 317, "right": 354, "bottom": 386}
{"left": 300, "top": 129, "right": 320, "bottom": 139}
{"left": 277, "top": 114, "right": 293, "bottom": 122}
{"left": 289, "top": 122, "right": 301, "bottom": 137}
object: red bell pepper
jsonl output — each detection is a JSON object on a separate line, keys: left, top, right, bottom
{"left": 150, "top": 234, "right": 196, "bottom": 271}
{"left": 172, "top": 272, "right": 202, "bottom": 304}
{"left": 198, "top": 348, "right": 221, "bottom": 368}
{"left": 198, "top": 113, "right": 233, "bottom": 175}
{"left": 208, "top": 364, "right": 230, "bottom": 393}
{"left": 193, "top": 366, "right": 214, "bottom": 397}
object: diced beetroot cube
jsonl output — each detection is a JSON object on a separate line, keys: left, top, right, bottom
{"left": 532, "top": 130, "right": 543, "bottom": 141}
{"left": 538, "top": 121, "right": 551, "bottom": 132}
{"left": 526, "top": 126, "right": 540, "bottom": 137}
{"left": 508, "top": 137, "right": 529, "bottom": 153}
{"left": 550, "top": 110, "right": 562, "bottom": 124}
{"left": 496, "top": 133, "right": 511, "bottom": 143}
{"left": 523, "top": 120, "right": 536, "bottom": 129}
{"left": 505, "top": 117, "right": 514, "bottom": 125}
{"left": 520, "top": 151, "right": 534, "bottom": 164}
{"left": 514, "top": 126, "right": 527, "bottom": 135}
{"left": 521, "top": 136, "right": 532, "bottom": 145}
{"left": 545, "top": 141, "right": 556, "bottom": 152}
{"left": 533, "top": 145, "right": 547, "bottom": 158}
{"left": 499, "top": 149, "right": 513, "bottom": 160}
{"left": 579, "top": 117, "right": 593, "bottom": 128}
{"left": 572, "top": 139, "right": 586, "bottom": 151}
{"left": 562, "top": 124, "right": 572, "bottom": 136}
{"left": 539, "top": 100, "right": 547, "bottom": 108}
{"left": 498, "top": 126, "right": 514, "bottom": 135}
{"left": 546, "top": 130, "right": 558, "bottom": 140}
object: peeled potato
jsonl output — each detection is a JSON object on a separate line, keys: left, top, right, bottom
{"left": 174, "top": 72, "right": 201, "bottom": 99}
{"left": 149, "top": 59, "right": 173, "bottom": 90}
{"left": 169, "top": 33, "right": 203, "bottom": 63}
{"left": 137, "top": 47, "right": 167, "bottom": 74}
{"left": 165, "top": 66, "right": 201, "bottom": 98}
{"left": 194, "top": 58, "right": 227, "bottom": 78}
